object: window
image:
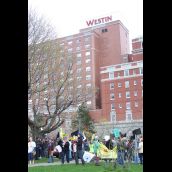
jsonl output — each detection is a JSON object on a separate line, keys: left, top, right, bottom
{"left": 110, "top": 83, "right": 114, "bottom": 89}
{"left": 77, "top": 53, "right": 81, "bottom": 57}
{"left": 133, "top": 69, "right": 136, "bottom": 75}
{"left": 68, "top": 48, "right": 72, "bottom": 52}
{"left": 118, "top": 83, "right": 122, "bottom": 87}
{"left": 77, "top": 85, "right": 82, "bottom": 88}
{"left": 109, "top": 72, "right": 114, "bottom": 79}
{"left": 70, "top": 70, "right": 73, "bottom": 74}
{"left": 85, "top": 44, "right": 90, "bottom": 49}
{"left": 111, "top": 103, "right": 115, "bottom": 110}
{"left": 86, "top": 75, "right": 91, "bottom": 80}
{"left": 87, "top": 101, "right": 91, "bottom": 105}
{"left": 126, "top": 113, "right": 132, "bottom": 121}
{"left": 141, "top": 79, "right": 143, "bottom": 86}
{"left": 134, "top": 80, "right": 137, "bottom": 85}
{"left": 119, "top": 93, "right": 122, "bottom": 98}
{"left": 142, "top": 90, "right": 143, "bottom": 96}
{"left": 140, "top": 67, "right": 143, "bottom": 74}
{"left": 77, "top": 60, "right": 81, "bottom": 65}
{"left": 76, "top": 39, "right": 81, "bottom": 43}
{"left": 86, "top": 83, "right": 91, "bottom": 87}
{"left": 118, "top": 72, "right": 120, "bottom": 77}
{"left": 124, "top": 69, "right": 129, "bottom": 76}
{"left": 102, "top": 28, "right": 108, "bottom": 33}
{"left": 85, "top": 37, "right": 90, "bottom": 42}
{"left": 125, "top": 81, "right": 130, "bottom": 88}
{"left": 126, "top": 91, "right": 130, "bottom": 98}
{"left": 86, "top": 59, "right": 91, "bottom": 63}
{"left": 68, "top": 41, "right": 72, "bottom": 45}
{"left": 85, "top": 51, "right": 90, "bottom": 56}
{"left": 110, "top": 111, "right": 116, "bottom": 122}
{"left": 110, "top": 93, "right": 115, "bottom": 100}
{"left": 126, "top": 102, "right": 131, "bottom": 109}
{"left": 119, "top": 104, "right": 122, "bottom": 109}
{"left": 77, "top": 68, "right": 81, "bottom": 73}
{"left": 77, "top": 76, "right": 82, "bottom": 80}
{"left": 135, "top": 102, "right": 138, "bottom": 107}
{"left": 86, "top": 66, "right": 91, "bottom": 72}
{"left": 76, "top": 47, "right": 80, "bottom": 51}
{"left": 134, "top": 91, "right": 138, "bottom": 96}
{"left": 60, "top": 43, "right": 64, "bottom": 47}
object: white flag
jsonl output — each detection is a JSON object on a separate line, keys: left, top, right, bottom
{"left": 83, "top": 151, "right": 95, "bottom": 163}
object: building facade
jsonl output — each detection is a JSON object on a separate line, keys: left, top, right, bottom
{"left": 29, "top": 17, "right": 143, "bottom": 135}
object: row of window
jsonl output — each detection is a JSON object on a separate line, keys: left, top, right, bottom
{"left": 110, "top": 111, "right": 134, "bottom": 122}
{"left": 110, "top": 79, "right": 143, "bottom": 89}
{"left": 111, "top": 101, "right": 140, "bottom": 110}
{"left": 109, "top": 90, "right": 142, "bottom": 99}
{"left": 60, "top": 37, "right": 90, "bottom": 47}
{"left": 109, "top": 67, "right": 143, "bottom": 79}
{"left": 67, "top": 45, "right": 91, "bottom": 52}
{"left": 77, "top": 58, "right": 91, "bottom": 65}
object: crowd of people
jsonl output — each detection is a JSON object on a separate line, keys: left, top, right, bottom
{"left": 28, "top": 132, "right": 143, "bottom": 166}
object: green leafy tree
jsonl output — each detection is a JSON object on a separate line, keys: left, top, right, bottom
{"left": 72, "top": 103, "right": 96, "bottom": 139}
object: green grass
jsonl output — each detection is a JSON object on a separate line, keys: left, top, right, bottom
{"left": 28, "top": 163, "right": 143, "bottom": 172}
{"left": 34, "top": 157, "right": 59, "bottom": 163}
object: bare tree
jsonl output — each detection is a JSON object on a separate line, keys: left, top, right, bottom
{"left": 28, "top": 9, "right": 95, "bottom": 139}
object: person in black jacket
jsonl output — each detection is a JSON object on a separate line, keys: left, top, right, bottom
{"left": 77, "top": 134, "right": 85, "bottom": 165}
{"left": 60, "top": 137, "right": 70, "bottom": 164}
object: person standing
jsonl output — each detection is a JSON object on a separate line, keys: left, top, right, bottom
{"left": 28, "top": 137, "right": 36, "bottom": 165}
{"left": 48, "top": 139, "right": 54, "bottom": 163}
{"left": 77, "top": 134, "right": 85, "bottom": 165}
{"left": 61, "top": 137, "right": 70, "bottom": 164}
{"left": 138, "top": 137, "right": 143, "bottom": 164}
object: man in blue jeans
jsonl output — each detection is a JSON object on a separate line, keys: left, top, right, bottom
{"left": 77, "top": 134, "right": 85, "bottom": 165}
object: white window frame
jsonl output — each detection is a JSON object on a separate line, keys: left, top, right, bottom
{"left": 140, "top": 67, "right": 143, "bottom": 75}
{"left": 124, "top": 69, "right": 129, "bottom": 76}
{"left": 118, "top": 82, "right": 122, "bottom": 87}
{"left": 141, "top": 79, "right": 143, "bottom": 86}
{"left": 109, "top": 72, "right": 114, "bottom": 79}
{"left": 85, "top": 51, "right": 90, "bottom": 56}
{"left": 86, "top": 59, "right": 91, "bottom": 63}
{"left": 119, "top": 104, "right": 122, "bottom": 109}
{"left": 77, "top": 60, "right": 81, "bottom": 65}
{"left": 110, "top": 111, "right": 116, "bottom": 122}
{"left": 87, "top": 101, "right": 91, "bottom": 105}
{"left": 126, "top": 112, "right": 132, "bottom": 121}
{"left": 86, "top": 66, "right": 91, "bottom": 72}
{"left": 111, "top": 103, "right": 115, "bottom": 110}
{"left": 134, "top": 91, "right": 138, "bottom": 96}
{"left": 110, "top": 83, "right": 114, "bottom": 89}
{"left": 86, "top": 83, "right": 91, "bottom": 87}
{"left": 126, "top": 91, "right": 130, "bottom": 98}
{"left": 135, "top": 102, "right": 138, "bottom": 107}
{"left": 119, "top": 93, "right": 122, "bottom": 98}
{"left": 68, "top": 41, "right": 72, "bottom": 45}
{"left": 126, "top": 102, "right": 131, "bottom": 109}
{"left": 86, "top": 75, "right": 91, "bottom": 80}
{"left": 77, "top": 53, "right": 81, "bottom": 57}
{"left": 134, "top": 80, "right": 137, "bottom": 85}
{"left": 110, "top": 93, "right": 115, "bottom": 100}
{"left": 125, "top": 81, "right": 130, "bottom": 88}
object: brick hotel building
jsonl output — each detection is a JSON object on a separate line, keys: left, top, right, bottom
{"left": 30, "top": 18, "right": 143, "bottom": 134}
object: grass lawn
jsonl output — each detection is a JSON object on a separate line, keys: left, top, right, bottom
{"left": 28, "top": 163, "right": 143, "bottom": 172}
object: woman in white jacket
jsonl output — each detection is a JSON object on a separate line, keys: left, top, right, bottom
{"left": 138, "top": 138, "right": 143, "bottom": 164}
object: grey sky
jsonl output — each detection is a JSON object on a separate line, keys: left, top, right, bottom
{"left": 29, "top": 0, "right": 143, "bottom": 42}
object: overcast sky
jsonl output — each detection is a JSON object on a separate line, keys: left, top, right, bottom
{"left": 28, "top": 0, "right": 143, "bottom": 41}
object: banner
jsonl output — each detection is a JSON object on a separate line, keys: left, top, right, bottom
{"left": 132, "top": 128, "right": 141, "bottom": 135}
{"left": 83, "top": 151, "right": 95, "bottom": 163}
{"left": 97, "top": 143, "right": 117, "bottom": 159}
{"left": 113, "top": 128, "right": 120, "bottom": 138}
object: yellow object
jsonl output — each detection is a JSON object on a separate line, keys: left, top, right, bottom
{"left": 97, "top": 143, "right": 117, "bottom": 159}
